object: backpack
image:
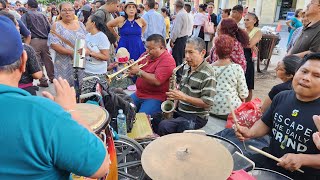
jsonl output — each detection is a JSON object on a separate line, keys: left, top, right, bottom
{"left": 95, "top": 9, "right": 117, "bottom": 44}
{"left": 102, "top": 87, "right": 136, "bottom": 133}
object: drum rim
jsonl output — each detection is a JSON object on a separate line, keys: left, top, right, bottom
{"left": 206, "top": 134, "right": 244, "bottom": 155}
{"left": 250, "top": 167, "right": 294, "bottom": 180}
{"left": 94, "top": 106, "right": 110, "bottom": 133}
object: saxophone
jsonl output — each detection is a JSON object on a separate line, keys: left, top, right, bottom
{"left": 161, "top": 61, "right": 187, "bottom": 119}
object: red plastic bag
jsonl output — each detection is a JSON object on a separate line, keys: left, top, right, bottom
{"left": 226, "top": 98, "right": 262, "bottom": 129}
{"left": 227, "top": 170, "right": 256, "bottom": 180}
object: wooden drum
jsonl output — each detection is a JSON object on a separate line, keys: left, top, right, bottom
{"left": 75, "top": 103, "right": 110, "bottom": 133}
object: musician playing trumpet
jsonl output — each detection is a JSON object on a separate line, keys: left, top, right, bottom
{"left": 157, "top": 37, "right": 216, "bottom": 136}
{"left": 128, "top": 34, "right": 176, "bottom": 115}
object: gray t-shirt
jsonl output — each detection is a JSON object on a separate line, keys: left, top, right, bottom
{"left": 85, "top": 32, "right": 110, "bottom": 74}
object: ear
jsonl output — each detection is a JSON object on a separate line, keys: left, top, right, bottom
{"left": 287, "top": 74, "right": 294, "bottom": 79}
{"left": 200, "top": 49, "right": 206, "bottom": 57}
{"left": 19, "top": 50, "right": 27, "bottom": 73}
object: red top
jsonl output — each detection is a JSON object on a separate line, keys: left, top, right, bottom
{"left": 136, "top": 51, "right": 176, "bottom": 101}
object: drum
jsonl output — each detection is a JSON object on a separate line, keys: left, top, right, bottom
{"left": 207, "top": 134, "right": 243, "bottom": 155}
{"left": 248, "top": 168, "right": 293, "bottom": 180}
{"left": 75, "top": 103, "right": 110, "bottom": 133}
{"left": 73, "top": 103, "right": 118, "bottom": 180}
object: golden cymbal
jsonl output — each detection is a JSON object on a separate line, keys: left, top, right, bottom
{"left": 141, "top": 133, "right": 233, "bottom": 180}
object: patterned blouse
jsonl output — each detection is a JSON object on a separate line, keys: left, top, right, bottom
{"left": 208, "top": 39, "right": 246, "bottom": 71}
{"left": 210, "top": 64, "right": 248, "bottom": 116}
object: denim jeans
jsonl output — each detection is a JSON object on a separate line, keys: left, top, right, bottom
{"left": 130, "top": 93, "right": 162, "bottom": 116}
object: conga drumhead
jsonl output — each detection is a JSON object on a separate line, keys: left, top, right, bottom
{"left": 207, "top": 134, "right": 243, "bottom": 155}
{"left": 75, "top": 103, "right": 108, "bottom": 133}
{"left": 142, "top": 133, "right": 233, "bottom": 180}
{"left": 248, "top": 168, "right": 293, "bottom": 180}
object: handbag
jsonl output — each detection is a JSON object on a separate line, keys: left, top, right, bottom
{"left": 204, "top": 15, "right": 215, "bottom": 34}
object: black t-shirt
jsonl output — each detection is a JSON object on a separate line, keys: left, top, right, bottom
{"left": 19, "top": 44, "right": 41, "bottom": 85}
{"left": 210, "top": 13, "right": 218, "bottom": 27}
{"left": 268, "top": 80, "right": 292, "bottom": 100}
{"left": 262, "top": 90, "right": 320, "bottom": 175}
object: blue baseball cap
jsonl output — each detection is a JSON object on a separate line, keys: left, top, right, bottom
{"left": 0, "top": 16, "right": 23, "bottom": 66}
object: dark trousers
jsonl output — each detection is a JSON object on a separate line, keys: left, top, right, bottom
{"left": 157, "top": 111, "right": 207, "bottom": 136}
{"left": 30, "top": 38, "right": 54, "bottom": 83}
{"left": 172, "top": 36, "right": 188, "bottom": 82}
{"left": 250, "top": 152, "right": 320, "bottom": 180}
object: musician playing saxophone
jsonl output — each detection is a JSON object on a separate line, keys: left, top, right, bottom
{"left": 128, "top": 34, "right": 176, "bottom": 115}
{"left": 157, "top": 37, "right": 216, "bottom": 136}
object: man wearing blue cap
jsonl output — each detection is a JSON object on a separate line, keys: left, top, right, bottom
{"left": 0, "top": 16, "right": 110, "bottom": 179}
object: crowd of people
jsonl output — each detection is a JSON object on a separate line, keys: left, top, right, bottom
{"left": 0, "top": 0, "right": 320, "bottom": 179}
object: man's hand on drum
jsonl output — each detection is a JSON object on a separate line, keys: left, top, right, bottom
{"left": 313, "top": 115, "right": 320, "bottom": 150}
{"left": 42, "top": 77, "right": 76, "bottom": 111}
{"left": 234, "top": 125, "right": 252, "bottom": 141}
{"left": 166, "top": 89, "right": 186, "bottom": 101}
{"left": 277, "top": 153, "right": 303, "bottom": 172}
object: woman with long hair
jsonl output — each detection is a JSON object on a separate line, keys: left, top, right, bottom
{"left": 244, "top": 12, "right": 262, "bottom": 101}
{"left": 48, "top": 2, "right": 87, "bottom": 86}
{"left": 207, "top": 18, "right": 249, "bottom": 71}
{"left": 107, "top": 0, "right": 146, "bottom": 61}
{"left": 81, "top": 14, "right": 110, "bottom": 93}
{"left": 260, "top": 55, "right": 301, "bottom": 113}
{"left": 210, "top": 34, "right": 248, "bottom": 120}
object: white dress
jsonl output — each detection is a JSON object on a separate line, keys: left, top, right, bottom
{"left": 210, "top": 64, "right": 249, "bottom": 116}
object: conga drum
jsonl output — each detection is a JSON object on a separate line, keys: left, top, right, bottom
{"left": 73, "top": 103, "right": 118, "bottom": 180}
{"left": 248, "top": 168, "right": 293, "bottom": 180}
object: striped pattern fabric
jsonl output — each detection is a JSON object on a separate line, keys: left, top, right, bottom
{"left": 178, "top": 60, "right": 216, "bottom": 119}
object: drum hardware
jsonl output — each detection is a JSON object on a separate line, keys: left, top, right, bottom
{"left": 106, "top": 54, "right": 149, "bottom": 83}
{"left": 161, "top": 61, "right": 187, "bottom": 119}
{"left": 226, "top": 96, "right": 247, "bottom": 151}
{"left": 248, "top": 145, "right": 304, "bottom": 173}
{"left": 141, "top": 133, "right": 233, "bottom": 180}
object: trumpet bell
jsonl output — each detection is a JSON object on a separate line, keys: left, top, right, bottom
{"left": 161, "top": 100, "right": 175, "bottom": 113}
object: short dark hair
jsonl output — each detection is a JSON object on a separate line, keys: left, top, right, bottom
{"left": 96, "top": 0, "right": 105, "bottom": 6}
{"left": 27, "top": 0, "right": 38, "bottom": 8}
{"left": 0, "top": 0, "right": 7, "bottom": 9}
{"left": 106, "top": 0, "right": 119, "bottom": 5}
{"left": 15, "top": 0, "right": 21, "bottom": 4}
{"left": 232, "top": 4, "right": 243, "bottom": 13}
{"left": 146, "top": 34, "right": 166, "bottom": 47}
{"left": 298, "top": 53, "right": 320, "bottom": 69}
{"left": 138, "top": 4, "right": 144, "bottom": 10}
{"left": 186, "top": 37, "right": 206, "bottom": 52}
{"left": 161, "top": 7, "right": 169, "bottom": 16}
{"left": 0, "top": 11, "right": 15, "bottom": 22}
{"left": 184, "top": 4, "right": 191, "bottom": 13}
{"left": 199, "top": 4, "right": 207, "bottom": 11}
{"left": 282, "top": 55, "right": 301, "bottom": 76}
{"left": 146, "top": 0, "right": 155, "bottom": 9}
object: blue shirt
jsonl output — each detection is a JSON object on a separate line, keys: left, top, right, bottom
{"left": 142, "top": 9, "right": 166, "bottom": 41}
{"left": 0, "top": 85, "right": 106, "bottom": 179}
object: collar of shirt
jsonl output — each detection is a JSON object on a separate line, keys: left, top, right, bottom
{"left": 304, "top": 20, "right": 320, "bottom": 30}
{"left": 187, "top": 60, "right": 207, "bottom": 73}
{"left": 0, "top": 84, "right": 31, "bottom": 96}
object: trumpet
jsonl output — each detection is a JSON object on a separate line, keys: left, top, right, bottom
{"left": 106, "top": 54, "right": 149, "bottom": 83}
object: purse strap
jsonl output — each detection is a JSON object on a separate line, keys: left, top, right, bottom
{"left": 216, "top": 64, "right": 231, "bottom": 79}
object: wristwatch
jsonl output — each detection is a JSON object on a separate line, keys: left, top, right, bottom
{"left": 137, "top": 70, "right": 143, "bottom": 77}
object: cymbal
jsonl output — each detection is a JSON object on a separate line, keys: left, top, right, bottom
{"left": 141, "top": 133, "right": 233, "bottom": 180}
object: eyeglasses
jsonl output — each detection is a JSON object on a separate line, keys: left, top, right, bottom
{"left": 244, "top": 19, "right": 250, "bottom": 21}
{"left": 61, "top": 9, "right": 74, "bottom": 13}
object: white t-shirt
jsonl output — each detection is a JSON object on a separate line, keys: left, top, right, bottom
{"left": 85, "top": 31, "right": 110, "bottom": 74}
